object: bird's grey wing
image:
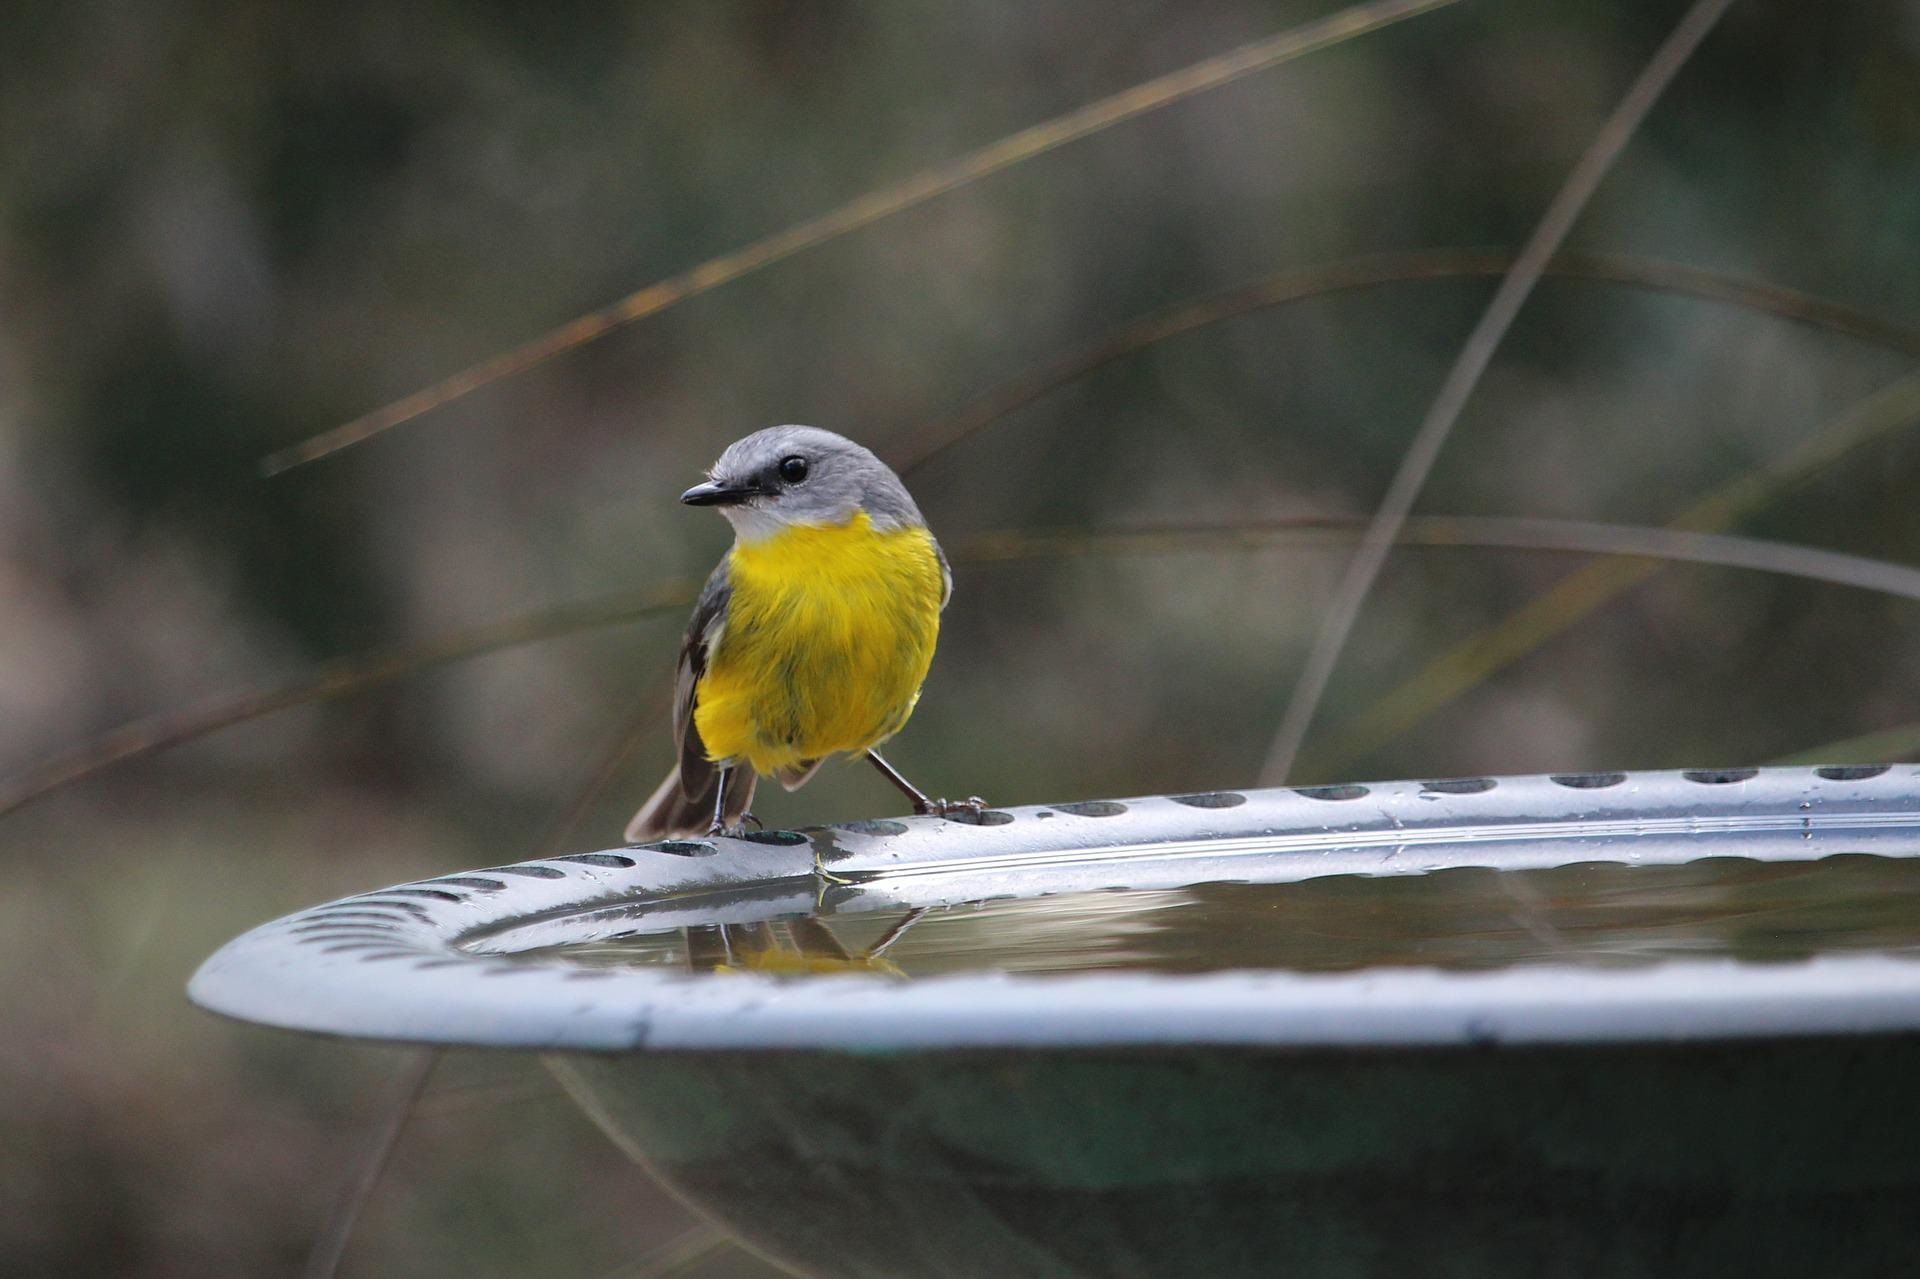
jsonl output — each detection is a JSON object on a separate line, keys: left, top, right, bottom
{"left": 674, "top": 561, "right": 733, "bottom": 799}
{"left": 932, "top": 535, "right": 953, "bottom": 610}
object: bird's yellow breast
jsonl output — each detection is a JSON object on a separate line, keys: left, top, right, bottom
{"left": 694, "top": 512, "right": 945, "bottom": 776}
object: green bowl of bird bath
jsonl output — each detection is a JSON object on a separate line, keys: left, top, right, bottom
{"left": 192, "top": 766, "right": 1920, "bottom": 1278}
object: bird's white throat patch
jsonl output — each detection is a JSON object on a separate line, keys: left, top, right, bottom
{"left": 719, "top": 503, "right": 793, "bottom": 544}
{"left": 724, "top": 502, "right": 902, "bottom": 543}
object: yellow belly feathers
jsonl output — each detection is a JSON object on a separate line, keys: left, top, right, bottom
{"left": 693, "top": 512, "right": 945, "bottom": 776}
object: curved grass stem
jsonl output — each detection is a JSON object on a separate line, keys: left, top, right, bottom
{"left": 535, "top": 675, "right": 673, "bottom": 857}
{"left": 884, "top": 248, "right": 1920, "bottom": 477}
{"left": 956, "top": 517, "right": 1920, "bottom": 608}
{"left": 302, "top": 1051, "right": 439, "bottom": 1279}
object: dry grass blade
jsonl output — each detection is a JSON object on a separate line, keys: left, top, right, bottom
{"left": 411, "top": 1076, "right": 563, "bottom": 1118}
{"left": 302, "top": 1050, "right": 439, "bottom": 1279}
{"left": 885, "top": 249, "right": 1920, "bottom": 477}
{"left": 593, "top": 1225, "right": 734, "bottom": 1279}
{"left": 955, "top": 516, "right": 1920, "bottom": 603}
{"left": 0, "top": 583, "right": 694, "bottom": 820}
{"left": 1258, "top": 0, "right": 1740, "bottom": 784}
{"left": 258, "top": 0, "right": 1460, "bottom": 476}
{"left": 536, "top": 676, "right": 673, "bottom": 857}
{"left": 1307, "top": 369, "right": 1920, "bottom": 777}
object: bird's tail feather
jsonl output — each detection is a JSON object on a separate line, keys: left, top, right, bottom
{"left": 625, "top": 764, "right": 756, "bottom": 843}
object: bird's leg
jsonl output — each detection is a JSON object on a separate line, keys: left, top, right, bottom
{"left": 863, "top": 907, "right": 930, "bottom": 959}
{"left": 706, "top": 771, "right": 768, "bottom": 839}
{"left": 706, "top": 766, "right": 734, "bottom": 836}
{"left": 865, "top": 750, "right": 986, "bottom": 818}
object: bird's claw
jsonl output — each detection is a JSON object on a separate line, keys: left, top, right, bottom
{"left": 916, "top": 795, "right": 989, "bottom": 819}
{"left": 704, "top": 812, "right": 763, "bottom": 838}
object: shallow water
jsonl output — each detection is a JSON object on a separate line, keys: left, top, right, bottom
{"left": 499, "top": 853, "right": 1920, "bottom": 978}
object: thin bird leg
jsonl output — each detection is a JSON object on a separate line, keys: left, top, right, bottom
{"left": 864, "top": 907, "right": 930, "bottom": 959}
{"left": 707, "top": 766, "right": 733, "bottom": 835}
{"left": 865, "top": 750, "right": 929, "bottom": 808}
{"left": 865, "top": 750, "right": 986, "bottom": 817}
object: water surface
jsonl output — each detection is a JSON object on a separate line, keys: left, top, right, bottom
{"left": 498, "top": 853, "right": 1920, "bottom": 978}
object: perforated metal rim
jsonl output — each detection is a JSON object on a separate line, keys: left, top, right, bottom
{"left": 189, "top": 765, "right": 1920, "bottom": 1052}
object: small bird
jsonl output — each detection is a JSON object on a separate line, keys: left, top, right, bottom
{"left": 626, "top": 426, "right": 981, "bottom": 841}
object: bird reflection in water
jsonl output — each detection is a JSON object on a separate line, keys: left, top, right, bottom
{"left": 686, "top": 909, "right": 929, "bottom": 977}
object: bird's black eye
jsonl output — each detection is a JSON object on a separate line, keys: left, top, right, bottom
{"left": 777, "top": 455, "right": 809, "bottom": 484}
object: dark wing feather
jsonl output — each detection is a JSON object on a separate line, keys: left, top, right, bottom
{"left": 932, "top": 534, "right": 953, "bottom": 610}
{"left": 674, "top": 561, "right": 733, "bottom": 799}
{"left": 774, "top": 758, "right": 824, "bottom": 791}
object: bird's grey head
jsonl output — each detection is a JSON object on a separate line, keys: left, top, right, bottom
{"left": 680, "top": 425, "right": 925, "bottom": 541}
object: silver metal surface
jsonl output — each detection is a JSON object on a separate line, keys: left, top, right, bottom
{"left": 189, "top": 765, "right": 1920, "bottom": 1051}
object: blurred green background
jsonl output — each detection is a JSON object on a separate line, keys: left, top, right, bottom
{"left": 5, "top": 0, "right": 1920, "bottom": 1273}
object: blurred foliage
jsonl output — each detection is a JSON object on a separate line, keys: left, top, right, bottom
{"left": 4, "top": 0, "right": 1920, "bottom": 1274}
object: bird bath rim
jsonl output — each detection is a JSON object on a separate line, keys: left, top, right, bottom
{"left": 188, "top": 764, "right": 1920, "bottom": 1053}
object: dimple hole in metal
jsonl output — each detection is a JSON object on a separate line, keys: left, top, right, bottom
{"left": 1551, "top": 772, "right": 1627, "bottom": 789}
{"left": 430, "top": 876, "right": 507, "bottom": 891}
{"left": 736, "top": 830, "right": 810, "bottom": 846}
{"left": 553, "top": 853, "right": 638, "bottom": 868}
{"left": 482, "top": 865, "right": 568, "bottom": 879}
{"left": 834, "top": 819, "right": 909, "bottom": 837}
{"left": 1296, "top": 785, "right": 1368, "bottom": 801}
{"left": 293, "top": 911, "right": 410, "bottom": 925}
{"left": 363, "top": 888, "right": 465, "bottom": 903}
{"left": 344, "top": 904, "right": 438, "bottom": 923}
{"left": 944, "top": 809, "right": 1016, "bottom": 827}
{"left": 309, "top": 902, "right": 429, "bottom": 920}
{"left": 651, "top": 840, "right": 719, "bottom": 857}
{"left": 1421, "top": 778, "right": 1496, "bottom": 794}
{"left": 1816, "top": 765, "right": 1891, "bottom": 781}
{"left": 1684, "top": 768, "right": 1759, "bottom": 785}
{"left": 1058, "top": 801, "right": 1127, "bottom": 817}
{"left": 1169, "top": 792, "right": 1247, "bottom": 809}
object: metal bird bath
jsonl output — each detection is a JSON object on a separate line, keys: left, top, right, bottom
{"left": 192, "top": 766, "right": 1920, "bottom": 1278}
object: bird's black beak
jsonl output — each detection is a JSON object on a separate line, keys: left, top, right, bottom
{"left": 680, "top": 478, "right": 765, "bottom": 507}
